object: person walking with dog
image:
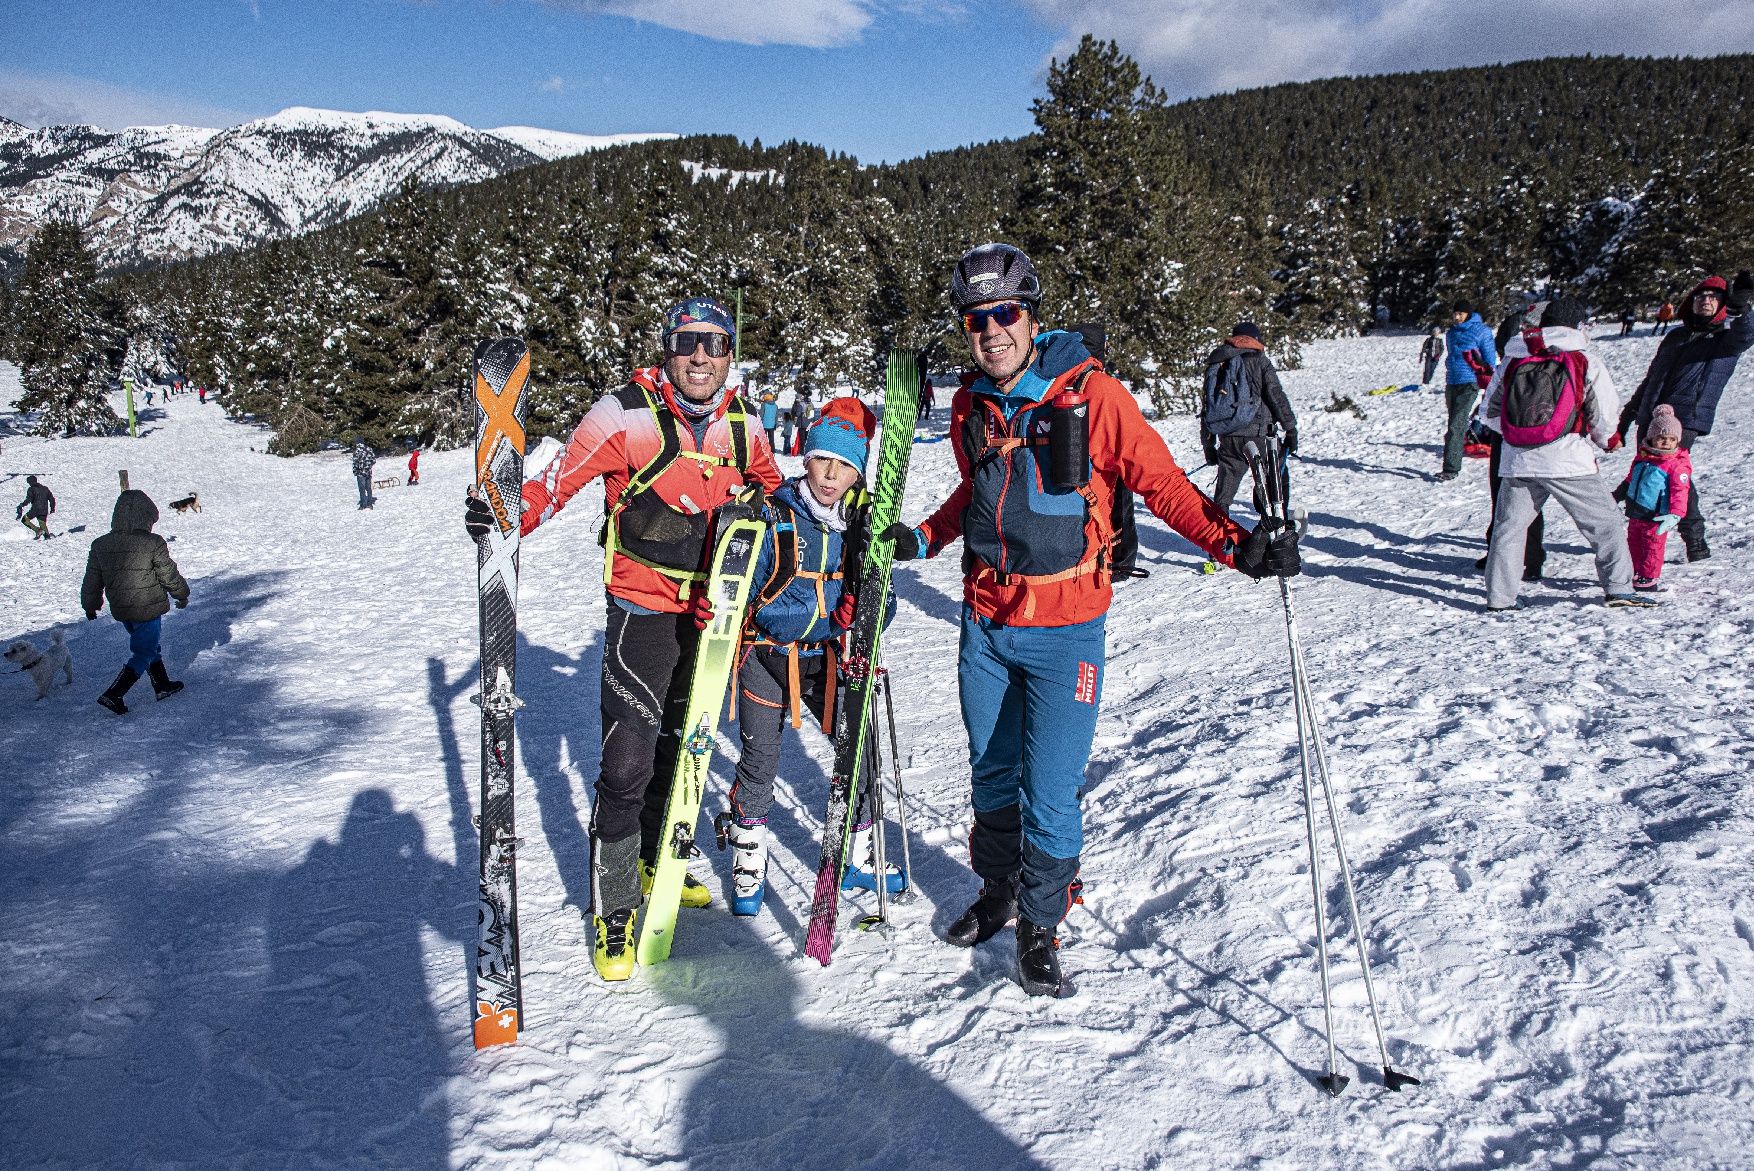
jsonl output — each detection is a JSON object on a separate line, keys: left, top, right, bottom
{"left": 464, "top": 295, "right": 782, "bottom": 981}
{"left": 352, "top": 439, "right": 377, "bottom": 509}
{"left": 81, "top": 489, "right": 189, "bottom": 713}
{"left": 16, "top": 475, "right": 55, "bottom": 540}
{"left": 883, "top": 243, "right": 1303, "bottom": 998}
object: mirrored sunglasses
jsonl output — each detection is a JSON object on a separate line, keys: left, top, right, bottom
{"left": 664, "top": 330, "right": 732, "bottom": 358}
{"left": 961, "top": 301, "right": 1029, "bottom": 333}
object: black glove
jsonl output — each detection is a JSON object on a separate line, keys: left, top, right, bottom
{"left": 1283, "top": 431, "right": 1299, "bottom": 456}
{"left": 1234, "top": 521, "right": 1303, "bottom": 580}
{"left": 85, "top": 610, "right": 98, "bottom": 621}
{"left": 174, "top": 597, "right": 188, "bottom": 609}
{"left": 465, "top": 493, "right": 495, "bottom": 539}
{"left": 882, "top": 522, "right": 921, "bottom": 561}
{"left": 1203, "top": 445, "right": 1218, "bottom": 467}
{"left": 1728, "top": 270, "right": 1753, "bottom": 313}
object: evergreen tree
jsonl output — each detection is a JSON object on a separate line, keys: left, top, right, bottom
{"left": 11, "top": 222, "right": 121, "bottom": 436}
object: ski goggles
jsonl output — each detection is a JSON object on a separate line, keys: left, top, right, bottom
{"left": 961, "top": 301, "right": 1031, "bottom": 333}
{"left": 663, "top": 329, "right": 732, "bottom": 358}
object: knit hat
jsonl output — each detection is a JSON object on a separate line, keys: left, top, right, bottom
{"left": 661, "top": 296, "right": 735, "bottom": 346}
{"left": 1452, "top": 300, "right": 1472, "bottom": 315}
{"left": 1647, "top": 404, "right": 1683, "bottom": 443}
{"left": 1230, "top": 321, "right": 1262, "bottom": 342}
{"left": 803, "top": 397, "right": 875, "bottom": 475}
{"left": 1540, "top": 297, "right": 1588, "bottom": 330}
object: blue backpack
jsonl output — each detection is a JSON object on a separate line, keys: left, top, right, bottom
{"left": 1203, "top": 356, "right": 1260, "bottom": 436}
{"left": 1623, "top": 461, "right": 1670, "bottom": 521}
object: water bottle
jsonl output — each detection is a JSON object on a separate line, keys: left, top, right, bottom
{"left": 1047, "top": 384, "right": 1090, "bottom": 489}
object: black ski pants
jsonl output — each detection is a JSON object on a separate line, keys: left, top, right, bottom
{"left": 730, "top": 645, "right": 877, "bottom": 825}
{"left": 1211, "top": 434, "right": 1279, "bottom": 518}
{"left": 595, "top": 600, "right": 700, "bottom": 863}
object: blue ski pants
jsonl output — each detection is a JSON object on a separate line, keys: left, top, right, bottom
{"left": 958, "top": 606, "right": 1104, "bottom": 926}
{"left": 123, "top": 618, "right": 163, "bottom": 674}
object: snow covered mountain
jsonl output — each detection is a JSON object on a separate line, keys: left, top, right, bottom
{"left": 0, "top": 108, "right": 675, "bottom": 268}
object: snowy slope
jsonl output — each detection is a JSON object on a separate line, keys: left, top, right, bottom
{"left": 0, "top": 108, "right": 674, "bottom": 267}
{"left": 2, "top": 329, "right": 1752, "bottom": 1169}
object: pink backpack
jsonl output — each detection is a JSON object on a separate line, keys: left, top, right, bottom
{"left": 1500, "top": 329, "right": 1590, "bottom": 448}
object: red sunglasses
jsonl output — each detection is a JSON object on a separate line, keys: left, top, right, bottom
{"left": 961, "top": 301, "right": 1030, "bottom": 333}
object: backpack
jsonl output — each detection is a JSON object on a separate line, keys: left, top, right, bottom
{"left": 1623, "top": 461, "right": 1670, "bottom": 521}
{"left": 1202, "top": 355, "right": 1260, "bottom": 437}
{"left": 1499, "top": 329, "right": 1590, "bottom": 448}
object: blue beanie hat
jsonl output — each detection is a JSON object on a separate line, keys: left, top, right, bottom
{"left": 803, "top": 397, "right": 874, "bottom": 476}
{"left": 662, "top": 296, "right": 735, "bottom": 346}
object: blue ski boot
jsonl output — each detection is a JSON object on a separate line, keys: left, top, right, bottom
{"left": 840, "top": 822, "right": 906, "bottom": 894}
{"left": 727, "top": 818, "right": 769, "bottom": 917}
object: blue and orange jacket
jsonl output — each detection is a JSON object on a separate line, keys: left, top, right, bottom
{"left": 747, "top": 478, "right": 859, "bottom": 650}
{"left": 521, "top": 368, "right": 782, "bottom": 613}
{"left": 917, "top": 330, "right": 1247, "bottom": 627}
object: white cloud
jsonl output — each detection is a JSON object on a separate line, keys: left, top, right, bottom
{"left": 537, "top": 0, "right": 874, "bottom": 48}
{"left": 540, "top": 75, "right": 567, "bottom": 93}
{"left": 1023, "top": 0, "right": 1754, "bottom": 102}
{"left": 0, "top": 68, "right": 257, "bottom": 130}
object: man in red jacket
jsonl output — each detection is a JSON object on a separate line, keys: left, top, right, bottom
{"left": 885, "top": 244, "right": 1302, "bottom": 997}
{"left": 467, "top": 296, "right": 781, "bottom": 980}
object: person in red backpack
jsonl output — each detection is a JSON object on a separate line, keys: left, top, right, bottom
{"left": 1478, "top": 298, "right": 1654, "bottom": 611}
{"left": 464, "top": 295, "right": 782, "bottom": 981}
{"left": 882, "top": 243, "right": 1301, "bottom": 998}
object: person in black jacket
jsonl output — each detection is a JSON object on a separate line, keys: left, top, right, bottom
{"left": 1616, "top": 271, "right": 1753, "bottom": 561}
{"left": 1200, "top": 321, "right": 1298, "bottom": 518}
{"left": 15, "top": 475, "right": 55, "bottom": 539}
{"left": 81, "top": 490, "right": 190, "bottom": 714}
{"left": 351, "top": 439, "right": 377, "bottom": 510}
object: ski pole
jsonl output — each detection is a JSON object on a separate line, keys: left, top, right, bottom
{"left": 880, "top": 667, "right": 914, "bottom": 898}
{"left": 867, "top": 718, "right": 891, "bottom": 927}
{"left": 1244, "top": 435, "right": 1419, "bottom": 1096}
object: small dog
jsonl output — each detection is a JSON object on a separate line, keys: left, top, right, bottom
{"left": 169, "top": 492, "right": 201, "bottom": 514}
{"left": 5, "top": 631, "right": 74, "bottom": 699}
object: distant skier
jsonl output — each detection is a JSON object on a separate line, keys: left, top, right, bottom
{"left": 352, "top": 439, "right": 378, "bottom": 509}
{"left": 407, "top": 447, "right": 421, "bottom": 487}
{"left": 1439, "top": 301, "right": 1498, "bottom": 481}
{"left": 1654, "top": 300, "right": 1676, "bottom": 336}
{"left": 1419, "top": 326, "right": 1445, "bottom": 385}
{"left": 1614, "top": 271, "right": 1754, "bottom": 563}
{"left": 884, "top": 243, "right": 1302, "bottom": 998}
{"left": 714, "top": 399, "right": 899, "bottom": 916}
{"left": 782, "top": 389, "right": 812, "bottom": 455}
{"left": 464, "top": 295, "right": 781, "bottom": 982}
{"left": 197, "top": 386, "right": 207, "bottom": 404}
{"left": 16, "top": 474, "right": 55, "bottom": 540}
{"left": 756, "top": 385, "right": 780, "bottom": 447}
{"left": 1479, "top": 298, "right": 1653, "bottom": 610}
{"left": 81, "top": 489, "right": 190, "bottom": 714}
{"left": 1620, "top": 308, "right": 1637, "bottom": 337}
{"left": 1200, "top": 321, "right": 1298, "bottom": 524}
{"left": 916, "top": 373, "right": 935, "bottom": 422}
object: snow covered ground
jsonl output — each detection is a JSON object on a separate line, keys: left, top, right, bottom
{"left": 3, "top": 329, "right": 1751, "bottom": 1170}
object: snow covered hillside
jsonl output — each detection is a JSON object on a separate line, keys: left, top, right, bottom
{"left": 0, "top": 109, "right": 676, "bottom": 267}
{"left": 3, "top": 329, "right": 1752, "bottom": 1169}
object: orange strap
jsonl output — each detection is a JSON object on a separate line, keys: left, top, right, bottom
{"left": 747, "top": 638, "right": 839, "bottom": 731}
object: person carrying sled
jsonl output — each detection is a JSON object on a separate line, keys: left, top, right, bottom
{"left": 407, "top": 447, "right": 421, "bottom": 487}
{"left": 466, "top": 296, "right": 781, "bottom": 981}
{"left": 715, "top": 399, "right": 900, "bottom": 916}
{"left": 1479, "top": 298, "right": 1655, "bottom": 611}
{"left": 1614, "top": 271, "right": 1753, "bottom": 563}
{"left": 81, "top": 489, "right": 190, "bottom": 714}
{"left": 1419, "top": 326, "right": 1445, "bottom": 385}
{"left": 16, "top": 474, "right": 55, "bottom": 540}
{"left": 1201, "top": 321, "right": 1298, "bottom": 520}
{"left": 352, "top": 438, "right": 377, "bottom": 509}
{"left": 1617, "top": 405, "right": 1691, "bottom": 592}
{"left": 884, "top": 243, "right": 1303, "bottom": 998}
{"left": 1440, "top": 301, "right": 1498, "bottom": 481}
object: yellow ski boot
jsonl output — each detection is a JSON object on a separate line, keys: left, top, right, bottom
{"left": 593, "top": 908, "right": 638, "bottom": 981}
{"left": 642, "top": 861, "right": 712, "bottom": 909}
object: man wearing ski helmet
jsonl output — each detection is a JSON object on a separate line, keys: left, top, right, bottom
{"left": 1615, "top": 270, "right": 1753, "bottom": 562}
{"left": 885, "top": 243, "right": 1302, "bottom": 997}
{"left": 466, "top": 295, "right": 782, "bottom": 981}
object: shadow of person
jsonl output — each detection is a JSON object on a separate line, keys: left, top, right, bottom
{"left": 220, "top": 789, "right": 461, "bottom": 1169}
{"left": 653, "top": 947, "right": 1049, "bottom": 1170}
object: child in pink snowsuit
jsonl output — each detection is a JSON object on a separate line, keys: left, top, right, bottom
{"left": 1620, "top": 404, "right": 1692, "bottom": 591}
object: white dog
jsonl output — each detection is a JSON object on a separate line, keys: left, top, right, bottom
{"left": 5, "top": 630, "right": 73, "bottom": 699}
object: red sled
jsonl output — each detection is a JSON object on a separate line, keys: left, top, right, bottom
{"left": 1464, "top": 441, "right": 1491, "bottom": 459}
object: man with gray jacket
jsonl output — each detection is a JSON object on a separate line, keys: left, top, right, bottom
{"left": 1478, "top": 298, "right": 1657, "bottom": 612}
{"left": 82, "top": 489, "right": 190, "bottom": 713}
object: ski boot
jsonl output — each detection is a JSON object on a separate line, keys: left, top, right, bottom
{"left": 1201, "top": 558, "right": 1218, "bottom": 575}
{"left": 840, "top": 822, "right": 905, "bottom": 894}
{"left": 1016, "top": 918, "right": 1073, "bottom": 998}
{"left": 725, "top": 818, "right": 770, "bottom": 917}
{"left": 946, "top": 874, "right": 1018, "bottom": 947}
{"left": 97, "top": 666, "right": 140, "bottom": 715}
{"left": 1686, "top": 538, "right": 1711, "bottom": 563}
{"left": 593, "top": 907, "right": 638, "bottom": 981}
{"left": 642, "top": 861, "right": 712, "bottom": 909}
{"left": 148, "top": 661, "right": 184, "bottom": 701}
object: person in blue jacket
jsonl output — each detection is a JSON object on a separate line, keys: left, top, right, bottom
{"left": 756, "top": 384, "right": 780, "bottom": 447}
{"left": 1616, "top": 271, "right": 1753, "bottom": 561}
{"left": 715, "top": 398, "right": 900, "bottom": 916}
{"left": 1440, "top": 301, "right": 1499, "bottom": 480}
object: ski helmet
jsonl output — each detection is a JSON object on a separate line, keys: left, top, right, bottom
{"left": 951, "top": 243, "right": 1042, "bottom": 312}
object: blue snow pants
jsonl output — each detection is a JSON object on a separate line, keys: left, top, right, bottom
{"left": 124, "top": 618, "right": 163, "bottom": 674}
{"left": 958, "top": 605, "right": 1105, "bottom": 927}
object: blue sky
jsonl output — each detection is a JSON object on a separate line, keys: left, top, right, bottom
{"left": 4, "top": 0, "right": 1753, "bottom": 163}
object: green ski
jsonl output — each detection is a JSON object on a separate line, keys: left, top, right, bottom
{"left": 635, "top": 500, "right": 767, "bottom": 966}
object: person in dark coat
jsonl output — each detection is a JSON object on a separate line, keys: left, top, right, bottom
{"left": 1615, "top": 271, "right": 1754, "bottom": 561}
{"left": 1419, "top": 327, "right": 1445, "bottom": 385}
{"left": 351, "top": 439, "right": 377, "bottom": 509}
{"left": 81, "top": 489, "right": 190, "bottom": 714}
{"left": 16, "top": 474, "right": 55, "bottom": 539}
{"left": 1200, "top": 321, "right": 1298, "bottom": 518}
